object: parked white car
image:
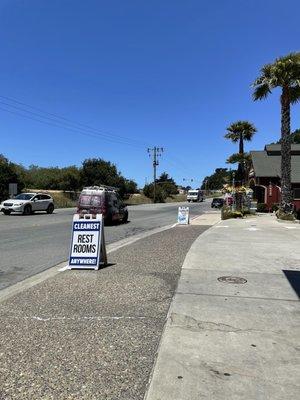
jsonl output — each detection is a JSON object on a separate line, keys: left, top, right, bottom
{"left": 0, "top": 193, "right": 55, "bottom": 215}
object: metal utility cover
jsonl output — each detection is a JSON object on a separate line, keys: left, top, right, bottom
{"left": 217, "top": 276, "right": 247, "bottom": 284}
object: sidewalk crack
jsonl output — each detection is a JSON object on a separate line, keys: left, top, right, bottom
{"left": 170, "top": 313, "right": 262, "bottom": 333}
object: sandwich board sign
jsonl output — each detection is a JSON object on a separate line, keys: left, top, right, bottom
{"left": 178, "top": 206, "right": 189, "bottom": 225}
{"left": 68, "top": 214, "right": 107, "bottom": 270}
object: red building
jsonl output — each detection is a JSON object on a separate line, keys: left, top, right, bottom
{"left": 249, "top": 144, "right": 300, "bottom": 210}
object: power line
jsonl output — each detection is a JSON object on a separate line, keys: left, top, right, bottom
{"left": 0, "top": 95, "right": 149, "bottom": 148}
{"left": 0, "top": 105, "right": 144, "bottom": 148}
{"left": 0, "top": 94, "right": 198, "bottom": 180}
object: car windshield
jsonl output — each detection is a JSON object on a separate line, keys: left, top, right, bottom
{"left": 79, "top": 194, "right": 104, "bottom": 206}
{"left": 213, "top": 198, "right": 223, "bottom": 202}
{"left": 14, "top": 194, "right": 34, "bottom": 200}
{"left": 189, "top": 192, "right": 198, "bottom": 196}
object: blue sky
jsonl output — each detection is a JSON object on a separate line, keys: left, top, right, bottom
{"left": 0, "top": 0, "right": 300, "bottom": 187}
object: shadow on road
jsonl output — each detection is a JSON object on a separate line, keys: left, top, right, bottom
{"left": 283, "top": 270, "right": 300, "bottom": 298}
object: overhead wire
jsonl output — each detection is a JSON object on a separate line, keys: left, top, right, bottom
{"left": 0, "top": 94, "right": 199, "bottom": 180}
{"left": 0, "top": 105, "right": 144, "bottom": 148}
{"left": 0, "top": 95, "right": 149, "bottom": 148}
{"left": 0, "top": 96, "right": 146, "bottom": 148}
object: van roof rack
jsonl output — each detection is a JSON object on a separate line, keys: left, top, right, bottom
{"left": 82, "top": 185, "right": 119, "bottom": 192}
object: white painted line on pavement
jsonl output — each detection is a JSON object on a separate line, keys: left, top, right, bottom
{"left": 58, "top": 265, "right": 70, "bottom": 272}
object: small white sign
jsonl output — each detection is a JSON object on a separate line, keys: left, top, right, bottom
{"left": 68, "top": 214, "right": 107, "bottom": 270}
{"left": 178, "top": 206, "right": 190, "bottom": 225}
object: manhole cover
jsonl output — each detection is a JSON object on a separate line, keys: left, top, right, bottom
{"left": 218, "top": 276, "right": 247, "bottom": 284}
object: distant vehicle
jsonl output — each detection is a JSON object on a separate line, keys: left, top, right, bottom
{"left": 0, "top": 193, "right": 54, "bottom": 215}
{"left": 211, "top": 198, "right": 224, "bottom": 208}
{"left": 187, "top": 189, "right": 204, "bottom": 202}
{"left": 77, "top": 185, "right": 128, "bottom": 224}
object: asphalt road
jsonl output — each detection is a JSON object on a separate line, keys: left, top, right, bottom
{"left": 0, "top": 201, "right": 211, "bottom": 290}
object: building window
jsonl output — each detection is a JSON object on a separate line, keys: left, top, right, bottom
{"left": 294, "top": 188, "right": 300, "bottom": 199}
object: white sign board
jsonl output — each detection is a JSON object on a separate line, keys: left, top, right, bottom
{"left": 178, "top": 206, "right": 189, "bottom": 225}
{"left": 68, "top": 214, "right": 107, "bottom": 270}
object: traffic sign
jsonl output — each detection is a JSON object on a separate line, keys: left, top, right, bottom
{"left": 178, "top": 206, "right": 189, "bottom": 225}
{"left": 68, "top": 214, "right": 107, "bottom": 270}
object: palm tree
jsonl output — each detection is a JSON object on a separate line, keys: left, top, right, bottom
{"left": 252, "top": 52, "right": 300, "bottom": 212}
{"left": 226, "top": 152, "right": 252, "bottom": 181}
{"left": 224, "top": 121, "right": 257, "bottom": 183}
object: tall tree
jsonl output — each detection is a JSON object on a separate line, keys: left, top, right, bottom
{"left": 291, "top": 128, "right": 300, "bottom": 144}
{"left": 201, "top": 168, "right": 232, "bottom": 190}
{"left": 252, "top": 52, "right": 300, "bottom": 212}
{"left": 0, "top": 155, "right": 25, "bottom": 200}
{"left": 224, "top": 121, "right": 257, "bottom": 183}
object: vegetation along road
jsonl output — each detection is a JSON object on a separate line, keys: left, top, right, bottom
{"left": 0, "top": 200, "right": 211, "bottom": 290}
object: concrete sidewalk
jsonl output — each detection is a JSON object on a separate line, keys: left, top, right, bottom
{"left": 145, "top": 214, "right": 300, "bottom": 400}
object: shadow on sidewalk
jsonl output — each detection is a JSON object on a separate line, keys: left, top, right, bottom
{"left": 283, "top": 270, "right": 300, "bottom": 298}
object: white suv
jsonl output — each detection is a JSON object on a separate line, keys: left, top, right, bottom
{"left": 0, "top": 193, "right": 55, "bottom": 215}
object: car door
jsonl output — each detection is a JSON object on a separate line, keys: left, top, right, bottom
{"left": 110, "top": 193, "right": 119, "bottom": 220}
{"left": 31, "top": 195, "right": 43, "bottom": 211}
{"left": 116, "top": 194, "right": 125, "bottom": 219}
{"left": 40, "top": 195, "right": 51, "bottom": 211}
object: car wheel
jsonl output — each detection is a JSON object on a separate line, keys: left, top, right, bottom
{"left": 47, "top": 204, "right": 54, "bottom": 214}
{"left": 3, "top": 210, "right": 11, "bottom": 215}
{"left": 104, "top": 214, "right": 113, "bottom": 226}
{"left": 23, "top": 204, "right": 32, "bottom": 215}
{"left": 122, "top": 211, "right": 128, "bottom": 223}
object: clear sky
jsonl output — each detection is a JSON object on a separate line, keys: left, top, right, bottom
{"left": 1, "top": 0, "right": 300, "bottom": 187}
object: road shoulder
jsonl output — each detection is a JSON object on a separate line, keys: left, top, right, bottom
{"left": 0, "top": 221, "right": 213, "bottom": 399}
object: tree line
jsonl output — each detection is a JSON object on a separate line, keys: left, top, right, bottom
{"left": 0, "top": 155, "right": 138, "bottom": 201}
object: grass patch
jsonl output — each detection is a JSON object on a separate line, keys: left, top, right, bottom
{"left": 125, "top": 193, "right": 188, "bottom": 205}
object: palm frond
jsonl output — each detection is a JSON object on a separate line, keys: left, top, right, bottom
{"left": 252, "top": 83, "right": 271, "bottom": 101}
{"left": 290, "top": 86, "right": 300, "bottom": 104}
{"left": 226, "top": 152, "right": 251, "bottom": 164}
{"left": 224, "top": 132, "right": 239, "bottom": 142}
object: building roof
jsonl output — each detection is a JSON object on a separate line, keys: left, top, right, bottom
{"left": 250, "top": 148, "right": 300, "bottom": 183}
{"left": 265, "top": 144, "right": 300, "bottom": 155}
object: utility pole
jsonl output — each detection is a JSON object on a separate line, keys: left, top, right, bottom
{"left": 147, "top": 147, "right": 164, "bottom": 203}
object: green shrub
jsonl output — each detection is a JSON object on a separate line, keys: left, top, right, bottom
{"left": 271, "top": 203, "right": 280, "bottom": 212}
{"left": 256, "top": 203, "right": 269, "bottom": 213}
{"left": 242, "top": 207, "right": 251, "bottom": 215}
{"left": 221, "top": 205, "right": 243, "bottom": 220}
{"left": 276, "top": 208, "right": 296, "bottom": 221}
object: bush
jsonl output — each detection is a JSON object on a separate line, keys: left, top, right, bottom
{"left": 221, "top": 205, "right": 243, "bottom": 220}
{"left": 143, "top": 184, "right": 167, "bottom": 203}
{"left": 242, "top": 207, "right": 251, "bottom": 215}
{"left": 271, "top": 203, "right": 280, "bottom": 212}
{"left": 256, "top": 203, "right": 269, "bottom": 213}
{"left": 276, "top": 208, "right": 296, "bottom": 221}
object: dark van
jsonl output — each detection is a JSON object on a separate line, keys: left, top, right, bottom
{"left": 77, "top": 186, "right": 128, "bottom": 224}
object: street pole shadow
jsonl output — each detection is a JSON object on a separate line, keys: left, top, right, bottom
{"left": 282, "top": 270, "right": 300, "bottom": 298}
